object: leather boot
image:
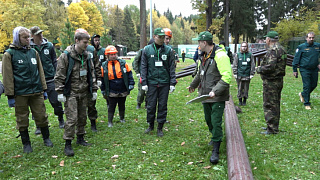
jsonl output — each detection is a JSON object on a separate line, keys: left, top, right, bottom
{"left": 239, "top": 98, "right": 243, "bottom": 106}
{"left": 58, "top": 115, "right": 65, "bottom": 129}
{"left": 108, "top": 112, "right": 114, "bottom": 127}
{"left": 35, "top": 127, "right": 41, "bottom": 135}
{"left": 119, "top": 111, "right": 125, "bottom": 123}
{"left": 157, "top": 123, "right": 164, "bottom": 137}
{"left": 40, "top": 126, "right": 53, "bottom": 147}
{"left": 243, "top": 98, "right": 247, "bottom": 106}
{"left": 90, "top": 120, "right": 98, "bottom": 132}
{"left": 20, "top": 130, "right": 33, "bottom": 153}
{"left": 210, "top": 141, "right": 221, "bottom": 164}
{"left": 76, "top": 134, "right": 91, "bottom": 146}
{"left": 64, "top": 140, "right": 74, "bottom": 156}
{"left": 144, "top": 122, "right": 154, "bottom": 134}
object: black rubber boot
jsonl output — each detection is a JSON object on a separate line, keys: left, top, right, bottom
{"left": 64, "top": 140, "right": 74, "bottom": 156}
{"left": 20, "top": 130, "right": 33, "bottom": 153}
{"left": 136, "top": 103, "right": 141, "bottom": 109}
{"left": 144, "top": 122, "right": 154, "bottom": 134}
{"left": 76, "top": 134, "right": 91, "bottom": 146}
{"left": 210, "top": 141, "right": 221, "bottom": 164}
{"left": 35, "top": 127, "right": 41, "bottom": 135}
{"left": 40, "top": 126, "right": 53, "bottom": 147}
{"left": 239, "top": 98, "right": 243, "bottom": 106}
{"left": 58, "top": 115, "right": 65, "bottom": 129}
{"left": 108, "top": 112, "right": 114, "bottom": 127}
{"left": 90, "top": 120, "right": 98, "bottom": 132}
{"left": 119, "top": 111, "right": 125, "bottom": 123}
{"left": 243, "top": 98, "right": 247, "bottom": 106}
{"left": 157, "top": 123, "right": 164, "bottom": 137}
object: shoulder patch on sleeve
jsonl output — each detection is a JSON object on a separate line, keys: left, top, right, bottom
{"left": 295, "top": 48, "right": 299, "bottom": 53}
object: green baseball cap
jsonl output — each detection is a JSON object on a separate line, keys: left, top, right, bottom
{"left": 192, "top": 31, "right": 213, "bottom": 41}
{"left": 154, "top": 28, "right": 166, "bottom": 36}
{"left": 264, "top": 31, "right": 279, "bottom": 39}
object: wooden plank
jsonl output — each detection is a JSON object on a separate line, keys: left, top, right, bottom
{"left": 225, "top": 96, "right": 254, "bottom": 180}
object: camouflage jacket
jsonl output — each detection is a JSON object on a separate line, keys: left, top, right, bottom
{"left": 54, "top": 44, "right": 98, "bottom": 95}
{"left": 256, "top": 42, "right": 287, "bottom": 80}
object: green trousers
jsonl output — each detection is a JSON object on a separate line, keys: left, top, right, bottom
{"left": 300, "top": 69, "right": 318, "bottom": 106}
{"left": 203, "top": 101, "right": 225, "bottom": 142}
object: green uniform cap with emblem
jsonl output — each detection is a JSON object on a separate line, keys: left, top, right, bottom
{"left": 192, "top": 31, "right": 213, "bottom": 41}
{"left": 154, "top": 28, "right": 166, "bottom": 36}
{"left": 264, "top": 31, "right": 279, "bottom": 39}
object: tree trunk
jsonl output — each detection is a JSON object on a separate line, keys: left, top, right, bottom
{"left": 140, "top": 0, "right": 147, "bottom": 48}
{"left": 267, "top": 0, "right": 271, "bottom": 32}
{"left": 206, "top": 0, "right": 212, "bottom": 31}
{"left": 224, "top": 0, "right": 230, "bottom": 46}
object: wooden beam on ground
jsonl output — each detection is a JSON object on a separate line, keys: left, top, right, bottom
{"left": 225, "top": 96, "right": 254, "bottom": 180}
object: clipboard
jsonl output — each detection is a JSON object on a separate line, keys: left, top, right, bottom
{"left": 186, "top": 94, "right": 211, "bottom": 105}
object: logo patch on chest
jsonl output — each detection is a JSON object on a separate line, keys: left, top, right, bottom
{"left": 31, "top": 58, "right": 37, "bottom": 65}
{"left": 44, "top": 49, "right": 49, "bottom": 55}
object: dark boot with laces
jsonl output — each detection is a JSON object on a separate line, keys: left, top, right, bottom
{"left": 157, "top": 123, "right": 164, "bottom": 137}
{"left": 210, "top": 141, "right": 221, "bottom": 164}
{"left": 40, "top": 126, "right": 53, "bottom": 147}
{"left": 144, "top": 122, "right": 154, "bottom": 134}
{"left": 64, "top": 140, "right": 74, "bottom": 156}
{"left": 76, "top": 134, "right": 91, "bottom": 146}
{"left": 20, "top": 130, "right": 33, "bottom": 153}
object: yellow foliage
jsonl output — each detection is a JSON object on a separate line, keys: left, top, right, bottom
{"left": 68, "top": 2, "right": 89, "bottom": 30}
{"left": 0, "top": 0, "right": 45, "bottom": 52}
{"left": 79, "top": 0, "right": 104, "bottom": 36}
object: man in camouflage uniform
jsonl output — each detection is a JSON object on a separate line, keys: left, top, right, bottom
{"left": 55, "top": 29, "right": 98, "bottom": 156}
{"left": 86, "top": 34, "right": 104, "bottom": 132}
{"left": 256, "top": 31, "right": 287, "bottom": 135}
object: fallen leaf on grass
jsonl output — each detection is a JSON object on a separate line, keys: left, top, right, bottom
{"left": 187, "top": 162, "right": 193, "bottom": 165}
{"left": 3, "top": 152, "right": 7, "bottom": 154}
{"left": 310, "top": 171, "right": 315, "bottom": 175}
{"left": 111, "top": 155, "right": 119, "bottom": 159}
{"left": 142, "top": 151, "right": 146, "bottom": 154}
{"left": 189, "top": 119, "right": 194, "bottom": 122}
{"left": 181, "top": 142, "right": 185, "bottom": 146}
{"left": 59, "top": 160, "right": 64, "bottom": 167}
{"left": 112, "top": 165, "right": 116, "bottom": 169}
{"left": 76, "top": 161, "right": 81, "bottom": 164}
{"left": 100, "top": 120, "right": 105, "bottom": 123}
{"left": 176, "top": 129, "right": 179, "bottom": 131}
{"left": 52, "top": 155, "right": 58, "bottom": 158}
{"left": 204, "top": 166, "right": 211, "bottom": 169}
{"left": 160, "top": 160, "right": 164, "bottom": 162}
{"left": 154, "top": 163, "right": 157, "bottom": 166}
{"left": 52, "top": 171, "right": 56, "bottom": 175}
{"left": 12, "top": 155, "right": 22, "bottom": 158}
{"left": 135, "top": 118, "right": 138, "bottom": 122}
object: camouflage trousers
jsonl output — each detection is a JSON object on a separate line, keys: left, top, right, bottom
{"left": 137, "top": 82, "right": 147, "bottom": 105}
{"left": 87, "top": 97, "right": 97, "bottom": 121}
{"left": 15, "top": 93, "right": 48, "bottom": 131}
{"left": 263, "top": 78, "right": 283, "bottom": 133}
{"left": 63, "top": 92, "right": 88, "bottom": 140}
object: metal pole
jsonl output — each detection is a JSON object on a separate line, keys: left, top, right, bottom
{"left": 150, "top": 0, "right": 152, "bottom": 39}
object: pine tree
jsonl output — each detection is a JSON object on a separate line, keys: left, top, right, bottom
{"left": 123, "top": 8, "right": 138, "bottom": 51}
{"left": 59, "top": 18, "right": 75, "bottom": 50}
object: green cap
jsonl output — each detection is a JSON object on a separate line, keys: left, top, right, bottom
{"left": 264, "top": 31, "right": 279, "bottom": 39}
{"left": 154, "top": 28, "right": 166, "bottom": 36}
{"left": 192, "top": 31, "right": 213, "bottom": 41}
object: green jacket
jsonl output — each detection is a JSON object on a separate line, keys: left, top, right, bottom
{"left": 190, "top": 46, "right": 232, "bottom": 103}
{"left": 293, "top": 42, "right": 320, "bottom": 72}
{"left": 101, "top": 59, "right": 133, "bottom": 96}
{"left": 132, "top": 49, "right": 143, "bottom": 74}
{"left": 30, "top": 38, "right": 56, "bottom": 80}
{"left": 233, "top": 52, "right": 255, "bottom": 78}
{"left": 2, "top": 44, "right": 47, "bottom": 96}
{"left": 141, "top": 43, "right": 176, "bottom": 86}
{"left": 256, "top": 43, "right": 287, "bottom": 80}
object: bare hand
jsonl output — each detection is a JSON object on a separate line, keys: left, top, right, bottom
{"left": 209, "top": 91, "right": 215, "bottom": 97}
{"left": 293, "top": 72, "right": 298, "bottom": 78}
{"left": 187, "top": 86, "right": 195, "bottom": 93}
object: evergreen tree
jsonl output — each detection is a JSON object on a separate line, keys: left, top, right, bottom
{"left": 59, "top": 18, "right": 75, "bottom": 50}
{"left": 123, "top": 8, "right": 139, "bottom": 51}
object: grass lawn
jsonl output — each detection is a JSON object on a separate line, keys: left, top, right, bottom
{"left": 0, "top": 58, "right": 319, "bottom": 179}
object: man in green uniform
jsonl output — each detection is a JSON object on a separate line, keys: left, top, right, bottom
{"left": 141, "top": 28, "right": 176, "bottom": 137}
{"left": 86, "top": 34, "right": 104, "bottom": 132}
{"left": 30, "top": 26, "right": 65, "bottom": 134}
{"left": 292, "top": 32, "right": 320, "bottom": 110}
{"left": 256, "top": 31, "right": 287, "bottom": 135}
{"left": 188, "top": 31, "right": 232, "bottom": 164}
